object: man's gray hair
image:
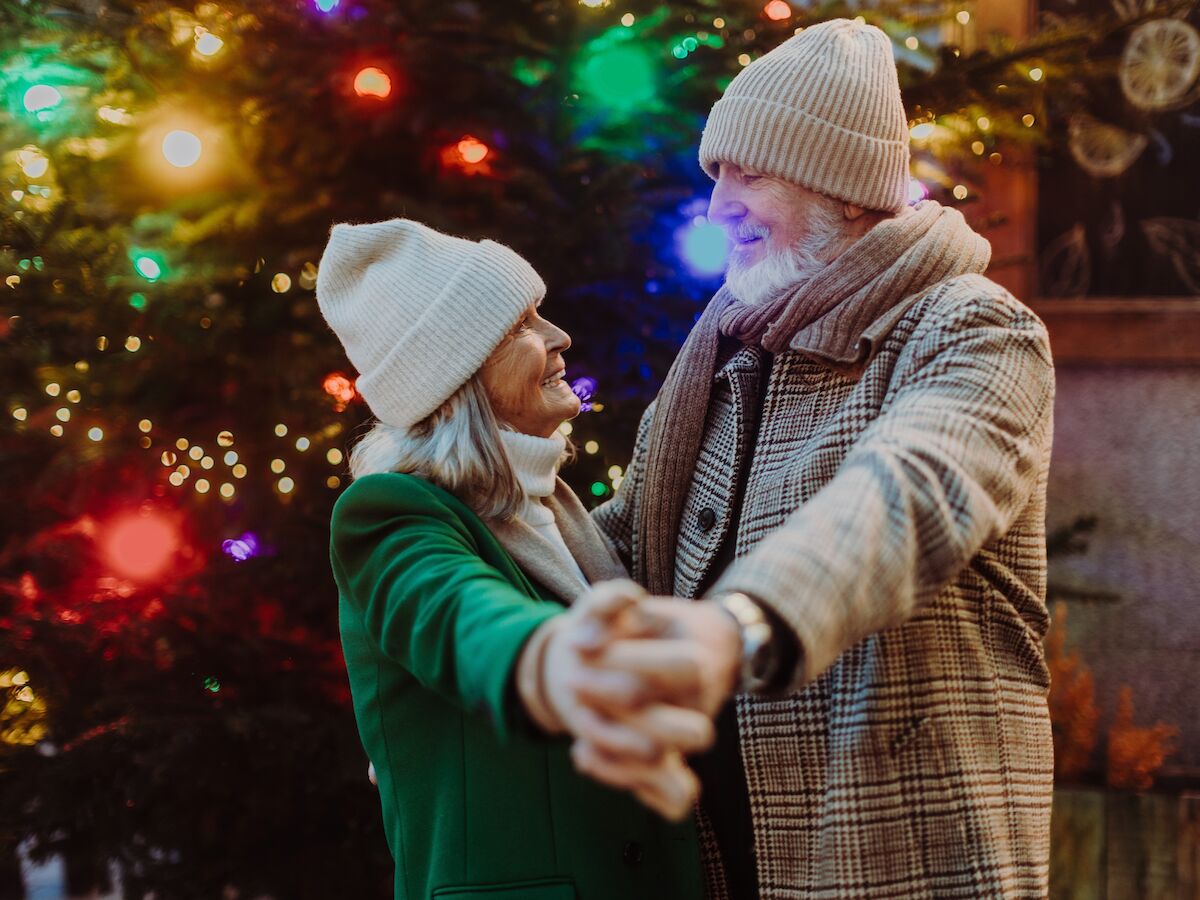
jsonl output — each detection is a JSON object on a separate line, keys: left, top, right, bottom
{"left": 349, "top": 375, "right": 527, "bottom": 521}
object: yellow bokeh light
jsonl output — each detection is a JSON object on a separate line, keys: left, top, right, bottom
{"left": 971, "top": 140, "right": 985, "bottom": 155}
{"left": 45, "top": 383, "right": 61, "bottom": 397}
{"left": 622, "top": 13, "right": 636, "bottom": 26}
{"left": 558, "top": 422, "right": 573, "bottom": 436}
{"left": 220, "top": 483, "right": 235, "bottom": 498}
{"left": 195, "top": 478, "right": 210, "bottom": 494}
{"left": 905, "top": 36, "right": 919, "bottom": 50}
{"left": 169, "top": 472, "right": 184, "bottom": 486}
{"left": 737, "top": 53, "right": 752, "bottom": 66}
{"left": 1023, "top": 114, "right": 1036, "bottom": 127}
{"left": 270, "top": 458, "right": 286, "bottom": 474}
{"left": 232, "top": 464, "right": 247, "bottom": 478}
{"left": 139, "top": 419, "right": 153, "bottom": 432}
{"left": 125, "top": 336, "right": 141, "bottom": 352}
{"left": 977, "top": 116, "right": 991, "bottom": 131}
{"left": 189, "top": 445, "right": 204, "bottom": 460}
{"left": 176, "top": 437, "right": 189, "bottom": 450}
{"left": 326, "top": 448, "right": 344, "bottom": 465}
{"left": 1029, "top": 67, "right": 1044, "bottom": 82}
{"left": 608, "top": 465, "right": 624, "bottom": 479}
{"left": 956, "top": 10, "right": 970, "bottom": 24}
{"left": 194, "top": 28, "right": 225, "bottom": 57}
{"left": 176, "top": 464, "right": 190, "bottom": 477}
{"left": 16, "top": 147, "right": 49, "bottom": 179}
{"left": 162, "top": 130, "right": 203, "bottom": 168}
{"left": 327, "top": 475, "right": 342, "bottom": 489}
{"left": 277, "top": 477, "right": 295, "bottom": 494}
{"left": 50, "top": 424, "right": 63, "bottom": 436}
{"left": 275, "top": 423, "right": 288, "bottom": 437}
{"left": 96, "top": 336, "right": 109, "bottom": 350}
{"left": 953, "top": 184, "right": 969, "bottom": 200}
{"left": 88, "top": 427, "right": 104, "bottom": 442}
{"left": 66, "top": 389, "right": 81, "bottom": 403}
{"left": 55, "top": 407, "right": 70, "bottom": 422}
{"left": 161, "top": 451, "right": 177, "bottom": 466}
{"left": 12, "top": 408, "right": 27, "bottom": 421}
{"left": 75, "top": 360, "right": 90, "bottom": 372}
{"left": 295, "top": 437, "right": 310, "bottom": 451}
{"left": 200, "top": 456, "right": 215, "bottom": 469}
{"left": 713, "top": 17, "right": 725, "bottom": 28}
{"left": 272, "top": 273, "right": 292, "bottom": 293}
{"left": 217, "top": 430, "right": 234, "bottom": 446}
{"left": 584, "top": 440, "right": 599, "bottom": 454}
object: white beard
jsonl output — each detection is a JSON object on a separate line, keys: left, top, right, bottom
{"left": 724, "top": 208, "right": 844, "bottom": 305}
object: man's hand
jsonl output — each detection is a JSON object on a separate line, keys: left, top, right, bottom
{"left": 514, "top": 580, "right": 717, "bottom": 820}
{"left": 575, "top": 597, "right": 742, "bottom": 717}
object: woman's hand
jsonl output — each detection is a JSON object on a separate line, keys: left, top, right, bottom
{"left": 514, "top": 579, "right": 715, "bottom": 820}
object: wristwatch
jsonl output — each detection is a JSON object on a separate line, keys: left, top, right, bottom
{"left": 714, "top": 591, "right": 778, "bottom": 694}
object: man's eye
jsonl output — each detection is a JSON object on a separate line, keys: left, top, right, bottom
{"left": 743, "top": 174, "right": 762, "bottom": 184}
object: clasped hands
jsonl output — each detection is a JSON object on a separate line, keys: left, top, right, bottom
{"left": 516, "top": 579, "right": 742, "bottom": 821}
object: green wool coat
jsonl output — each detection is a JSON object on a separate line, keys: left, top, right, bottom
{"left": 330, "top": 472, "right": 703, "bottom": 900}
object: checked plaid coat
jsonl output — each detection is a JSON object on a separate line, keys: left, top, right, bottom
{"left": 594, "top": 272, "right": 1056, "bottom": 899}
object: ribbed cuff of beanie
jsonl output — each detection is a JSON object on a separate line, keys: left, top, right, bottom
{"left": 699, "top": 96, "right": 910, "bottom": 214}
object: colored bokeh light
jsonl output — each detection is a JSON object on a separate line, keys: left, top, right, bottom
{"left": 679, "top": 218, "right": 730, "bottom": 276}
{"left": 577, "top": 41, "right": 656, "bottom": 112}
{"left": 457, "top": 137, "right": 489, "bottom": 164}
{"left": 764, "top": 1, "right": 793, "bottom": 21}
{"left": 354, "top": 67, "right": 392, "bottom": 99}
{"left": 315, "top": 0, "right": 339, "bottom": 10}
{"left": 23, "top": 84, "right": 63, "bottom": 114}
{"left": 323, "top": 372, "right": 356, "bottom": 404}
{"left": 221, "top": 532, "right": 260, "bottom": 562}
{"left": 162, "top": 130, "right": 202, "bottom": 168}
{"left": 102, "top": 511, "right": 181, "bottom": 581}
{"left": 132, "top": 251, "right": 165, "bottom": 282}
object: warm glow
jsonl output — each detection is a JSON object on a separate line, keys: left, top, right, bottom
{"left": 354, "top": 67, "right": 392, "bottom": 99}
{"left": 162, "top": 130, "right": 202, "bottom": 168}
{"left": 764, "top": 1, "right": 792, "bottom": 21}
{"left": 102, "top": 512, "right": 180, "bottom": 580}
{"left": 457, "top": 136, "right": 489, "bottom": 164}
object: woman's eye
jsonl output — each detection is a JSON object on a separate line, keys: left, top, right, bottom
{"left": 743, "top": 174, "right": 761, "bottom": 184}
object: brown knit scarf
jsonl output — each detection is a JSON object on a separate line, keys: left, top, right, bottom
{"left": 635, "top": 200, "right": 992, "bottom": 595}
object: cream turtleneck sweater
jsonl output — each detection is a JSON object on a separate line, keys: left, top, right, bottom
{"left": 499, "top": 430, "right": 589, "bottom": 591}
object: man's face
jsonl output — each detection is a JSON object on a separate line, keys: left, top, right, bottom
{"left": 707, "top": 162, "right": 827, "bottom": 270}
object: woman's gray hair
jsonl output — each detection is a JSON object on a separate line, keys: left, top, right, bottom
{"left": 348, "top": 375, "right": 559, "bottom": 521}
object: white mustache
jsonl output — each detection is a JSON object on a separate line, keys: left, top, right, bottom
{"left": 728, "top": 223, "right": 770, "bottom": 243}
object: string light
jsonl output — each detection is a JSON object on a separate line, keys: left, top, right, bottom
{"left": 55, "top": 408, "right": 70, "bottom": 422}
{"left": 972, "top": 140, "right": 985, "bottom": 155}
{"left": 977, "top": 116, "right": 991, "bottom": 131}
{"left": 1023, "top": 114, "right": 1036, "bottom": 127}
{"left": 45, "top": 383, "right": 60, "bottom": 396}
{"left": 97, "top": 336, "right": 109, "bottom": 350}
{"left": 17, "top": 147, "right": 49, "bottom": 179}
{"left": 23, "top": 85, "right": 63, "bottom": 114}
{"left": 217, "top": 431, "right": 234, "bottom": 446}
{"left": 169, "top": 472, "right": 184, "bottom": 486}
{"left": 12, "top": 408, "right": 26, "bottom": 421}
{"left": 353, "top": 67, "right": 392, "bottom": 99}
{"left": 125, "top": 336, "right": 142, "bottom": 351}
{"left": 679, "top": 217, "right": 729, "bottom": 277}
{"left": 764, "top": 2, "right": 792, "bottom": 22}
{"left": 956, "top": 10, "right": 970, "bottom": 24}
{"left": 457, "top": 137, "right": 489, "bottom": 164}
{"left": 162, "top": 130, "right": 202, "bottom": 168}
{"left": 1029, "top": 67, "right": 1044, "bottom": 82}
{"left": 584, "top": 441, "right": 599, "bottom": 454}
{"left": 50, "top": 425, "right": 63, "bottom": 437}
{"left": 579, "top": 0, "right": 610, "bottom": 7}
{"left": 953, "top": 184, "right": 969, "bottom": 200}
{"left": 193, "top": 27, "right": 224, "bottom": 57}
{"left": 271, "top": 273, "right": 291, "bottom": 292}
{"left": 66, "top": 390, "right": 81, "bottom": 403}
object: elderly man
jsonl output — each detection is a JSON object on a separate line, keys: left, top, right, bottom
{"left": 579, "top": 18, "right": 1057, "bottom": 900}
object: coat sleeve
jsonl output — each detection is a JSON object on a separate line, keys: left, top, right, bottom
{"left": 330, "top": 474, "right": 562, "bottom": 742}
{"left": 709, "top": 291, "right": 1055, "bottom": 691}
{"left": 590, "top": 399, "right": 657, "bottom": 571}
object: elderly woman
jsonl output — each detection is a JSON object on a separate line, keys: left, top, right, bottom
{"left": 316, "top": 219, "right": 707, "bottom": 900}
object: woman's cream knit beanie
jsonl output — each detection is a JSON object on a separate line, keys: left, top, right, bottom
{"left": 316, "top": 219, "right": 544, "bottom": 430}
{"left": 699, "top": 18, "right": 910, "bottom": 213}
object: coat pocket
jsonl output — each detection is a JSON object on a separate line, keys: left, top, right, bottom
{"left": 432, "top": 877, "right": 575, "bottom": 900}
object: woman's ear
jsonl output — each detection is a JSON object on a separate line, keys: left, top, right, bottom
{"left": 843, "top": 202, "right": 867, "bottom": 221}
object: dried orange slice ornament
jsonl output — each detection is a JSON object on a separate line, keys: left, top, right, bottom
{"left": 1119, "top": 19, "right": 1200, "bottom": 111}
{"left": 1067, "top": 113, "right": 1148, "bottom": 177}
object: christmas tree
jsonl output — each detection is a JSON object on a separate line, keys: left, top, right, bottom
{"left": 2, "top": 0, "right": 1196, "bottom": 895}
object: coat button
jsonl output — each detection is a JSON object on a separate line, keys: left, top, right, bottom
{"left": 622, "top": 840, "right": 644, "bottom": 867}
{"left": 697, "top": 507, "right": 717, "bottom": 531}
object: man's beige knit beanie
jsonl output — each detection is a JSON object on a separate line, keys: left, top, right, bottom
{"left": 699, "top": 18, "right": 910, "bottom": 213}
{"left": 316, "top": 219, "right": 544, "bottom": 430}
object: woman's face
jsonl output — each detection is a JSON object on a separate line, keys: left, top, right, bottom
{"left": 479, "top": 302, "right": 580, "bottom": 438}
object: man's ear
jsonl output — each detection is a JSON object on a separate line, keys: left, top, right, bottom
{"left": 843, "top": 203, "right": 867, "bottom": 221}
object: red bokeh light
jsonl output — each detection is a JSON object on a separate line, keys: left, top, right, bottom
{"left": 764, "top": 1, "right": 792, "bottom": 21}
{"left": 323, "top": 372, "right": 357, "bottom": 404}
{"left": 102, "top": 512, "right": 181, "bottom": 581}
{"left": 457, "top": 136, "right": 489, "bottom": 164}
{"left": 353, "top": 66, "right": 392, "bottom": 99}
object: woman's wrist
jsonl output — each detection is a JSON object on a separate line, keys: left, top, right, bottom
{"left": 515, "top": 616, "right": 567, "bottom": 735}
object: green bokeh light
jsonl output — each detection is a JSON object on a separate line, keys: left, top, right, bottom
{"left": 577, "top": 42, "right": 656, "bottom": 113}
{"left": 130, "top": 250, "right": 166, "bottom": 283}
{"left": 590, "top": 482, "right": 608, "bottom": 497}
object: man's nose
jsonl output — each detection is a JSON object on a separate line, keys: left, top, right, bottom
{"left": 707, "top": 177, "right": 746, "bottom": 227}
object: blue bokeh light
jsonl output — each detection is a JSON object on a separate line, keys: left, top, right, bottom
{"left": 678, "top": 217, "right": 729, "bottom": 277}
